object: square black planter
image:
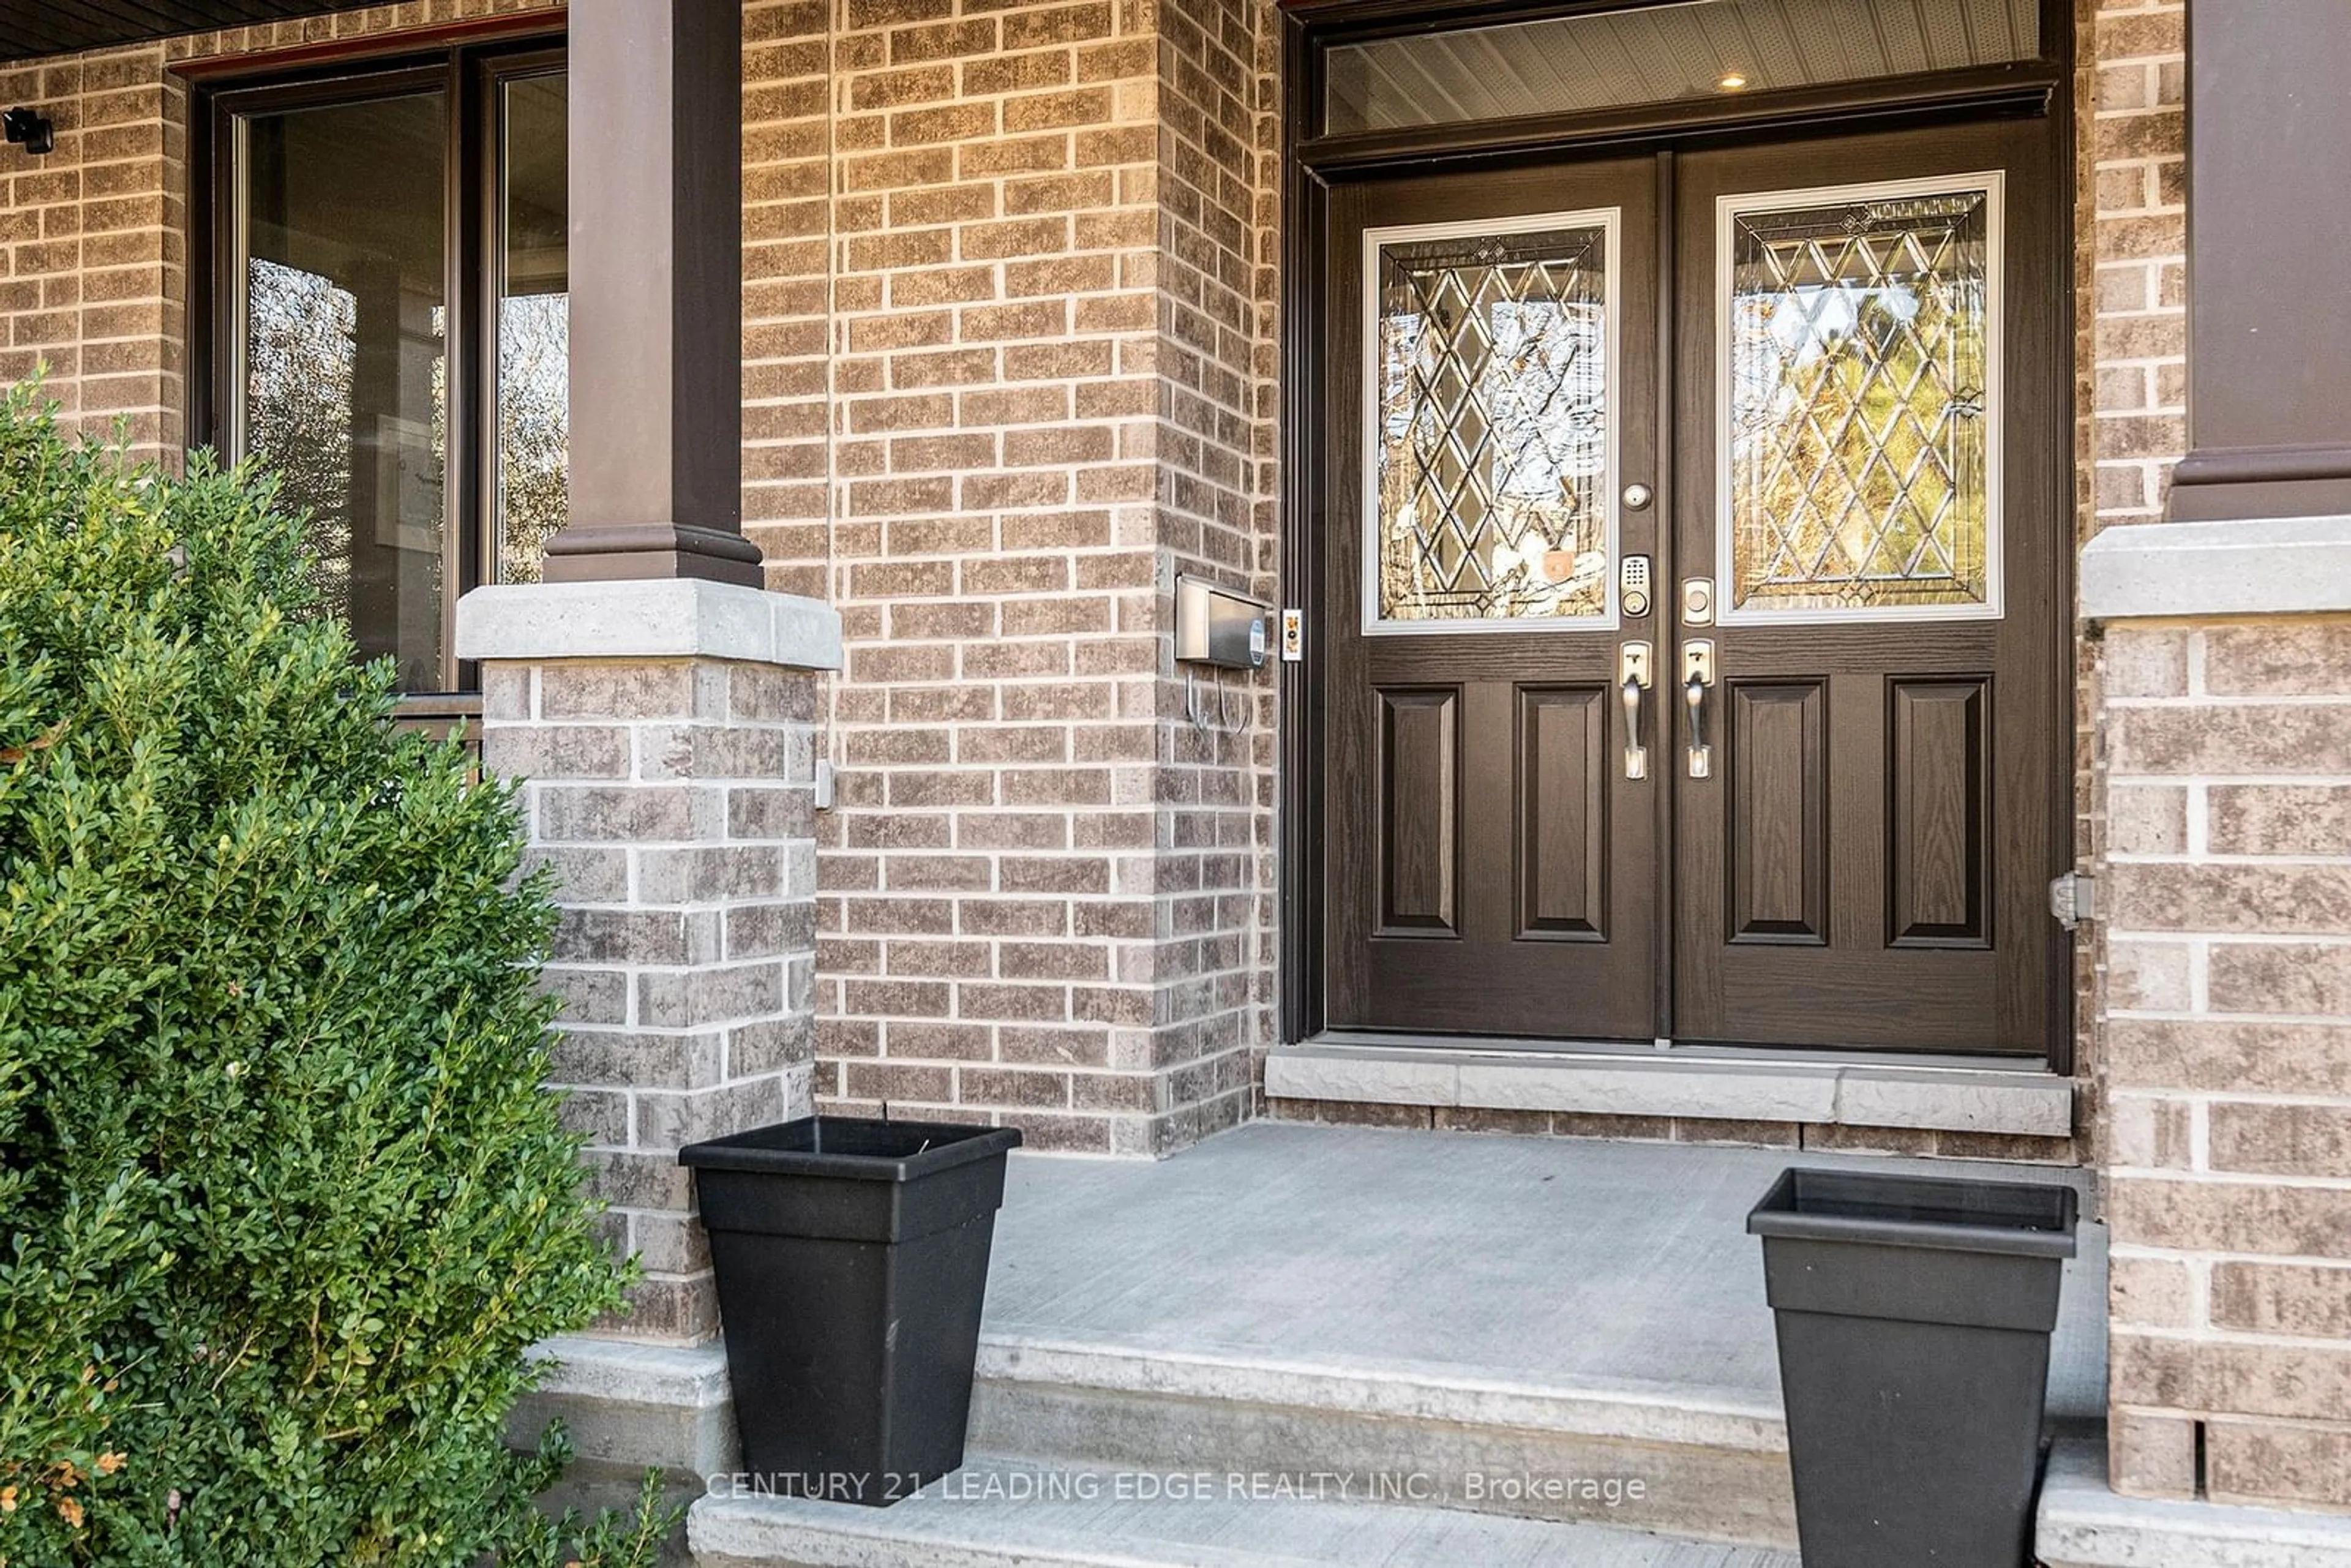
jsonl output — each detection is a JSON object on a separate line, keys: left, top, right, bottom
{"left": 1748, "top": 1167, "right": 2079, "bottom": 1568}
{"left": 680, "top": 1116, "right": 1022, "bottom": 1506}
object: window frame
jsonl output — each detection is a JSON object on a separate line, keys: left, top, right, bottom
{"left": 190, "top": 28, "right": 567, "bottom": 700}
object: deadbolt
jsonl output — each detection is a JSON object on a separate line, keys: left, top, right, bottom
{"left": 1621, "top": 555, "right": 1653, "bottom": 618}
{"left": 1622, "top": 482, "right": 1654, "bottom": 511}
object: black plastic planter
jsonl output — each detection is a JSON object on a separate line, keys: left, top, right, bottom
{"left": 1747, "top": 1167, "right": 2079, "bottom": 1568}
{"left": 680, "top": 1117, "right": 1022, "bottom": 1506}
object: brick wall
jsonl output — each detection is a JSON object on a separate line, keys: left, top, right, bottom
{"left": 762, "top": 0, "right": 1282, "bottom": 1156}
{"left": 2075, "top": 0, "right": 2189, "bottom": 1150}
{"left": 0, "top": 46, "right": 187, "bottom": 465}
{"left": 482, "top": 651, "right": 824, "bottom": 1343}
{"left": 2098, "top": 620, "right": 2351, "bottom": 1511}
{"left": 2083, "top": 0, "right": 2351, "bottom": 1518}
{"left": 1142, "top": 0, "right": 1279, "bottom": 1144}
{"left": 2083, "top": 0, "right": 2186, "bottom": 534}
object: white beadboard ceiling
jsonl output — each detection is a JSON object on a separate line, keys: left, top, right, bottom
{"left": 1327, "top": 0, "right": 2042, "bottom": 133}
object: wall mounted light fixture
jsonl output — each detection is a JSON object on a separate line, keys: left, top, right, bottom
{"left": 4, "top": 108, "right": 55, "bottom": 156}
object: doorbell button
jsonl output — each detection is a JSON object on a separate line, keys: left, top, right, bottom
{"left": 1681, "top": 578, "right": 1715, "bottom": 626}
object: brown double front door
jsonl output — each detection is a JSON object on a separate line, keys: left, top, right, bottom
{"left": 1322, "top": 119, "right": 2066, "bottom": 1057}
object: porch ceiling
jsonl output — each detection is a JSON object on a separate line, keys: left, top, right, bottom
{"left": 1, "top": 1, "right": 354, "bottom": 64}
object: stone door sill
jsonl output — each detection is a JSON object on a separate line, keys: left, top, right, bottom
{"left": 1267, "top": 1036, "right": 2074, "bottom": 1139}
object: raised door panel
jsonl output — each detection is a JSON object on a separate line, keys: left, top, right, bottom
{"left": 1378, "top": 687, "right": 1460, "bottom": 936}
{"left": 1517, "top": 685, "right": 1608, "bottom": 940}
{"left": 1728, "top": 680, "right": 1828, "bottom": 944}
{"left": 1889, "top": 678, "right": 1992, "bottom": 947}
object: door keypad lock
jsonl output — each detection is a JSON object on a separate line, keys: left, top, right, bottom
{"left": 1621, "top": 555, "right": 1653, "bottom": 618}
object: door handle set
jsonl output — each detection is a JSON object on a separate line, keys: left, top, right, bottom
{"left": 1623, "top": 638, "right": 1715, "bottom": 781}
{"left": 1619, "top": 642, "right": 1652, "bottom": 779}
{"left": 1682, "top": 639, "right": 1715, "bottom": 780}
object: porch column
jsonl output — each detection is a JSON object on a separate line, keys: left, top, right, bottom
{"left": 457, "top": 0, "right": 816, "bottom": 1491}
{"left": 2165, "top": 0, "right": 2351, "bottom": 522}
{"left": 2082, "top": 0, "right": 2351, "bottom": 1515}
{"left": 541, "top": 0, "right": 760, "bottom": 585}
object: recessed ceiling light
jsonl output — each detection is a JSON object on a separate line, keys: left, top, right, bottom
{"left": 1717, "top": 72, "right": 1750, "bottom": 91}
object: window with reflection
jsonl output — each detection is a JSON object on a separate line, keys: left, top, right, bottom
{"left": 1367, "top": 218, "right": 1616, "bottom": 630}
{"left": 212, "top": 43, "right": 567, "bottom": 694}
{"left": 1720, "top": 177, "right": 2000, "bottom": 621}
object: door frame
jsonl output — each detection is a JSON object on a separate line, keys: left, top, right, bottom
{"left": 1276, "top": 0, "right": 2079, "bottom": 1068}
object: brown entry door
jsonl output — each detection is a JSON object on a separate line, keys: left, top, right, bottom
{"left": 1325, "top": 157, "right": 1662, "bottom": 1040}
{"left": 1669, "top": 122, "right": 2065, "bottom": 1056}
{"left": 1321, "top": 123, "right": 2066, "bottom": 1058}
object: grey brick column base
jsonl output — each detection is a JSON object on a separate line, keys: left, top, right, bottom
{"left": 459, "top": 580, "right": 841, "bottom": 1474}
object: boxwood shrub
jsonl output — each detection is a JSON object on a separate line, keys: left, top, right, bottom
{"left": 0, "top": 384, "right": 667, "bottom": 1566}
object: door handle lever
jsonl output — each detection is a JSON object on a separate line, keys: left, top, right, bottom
{"left": 1684, "top": 639, "right": 1715, "bottom": 780}
{"left": 1619, "top": 642, "right": 1651, "bottom": 780}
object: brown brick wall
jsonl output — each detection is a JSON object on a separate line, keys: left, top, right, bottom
{"left": 2083, "top": 0, "right": 2187, "bottom": 534}
{"left": 0, "top": 47, "right": 187, "bottom": 465}
{"left": 2077, "top": 0, "right": 2186, "bottom": 975}
{"left": 1141, "top": 0, "right": 1280, "bottom": 1142}
{"left": 759, "top": 0, "right": 1281, "bottom": 1156}
{"left": 2073, "top": 0, "right": 2188, "bottom": 1157}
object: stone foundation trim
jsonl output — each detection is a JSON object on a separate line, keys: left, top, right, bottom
{"left": 2081, "top": 515, "right": 2351, "bottom": 621}
{"left": 457, "top": 578, "right": 842, "bottom": 672}
{"left": 2036, "top": 1437, "right": 2351, "bottom": 1566}
{"left": 515, "top": 1334, "right": 736, "bottom": 1479}
{"left": 1265, "top": 1041, "right": 2073, "bottom": 1139}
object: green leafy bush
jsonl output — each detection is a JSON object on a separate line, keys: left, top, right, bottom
{"left": 0, "top": 385, "right": 667, "bottom": 1566}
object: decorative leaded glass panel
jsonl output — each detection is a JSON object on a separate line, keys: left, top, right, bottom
{"left": 1723, "top": 178, "right": 1999, "bottom": 620}
{"left": 1370, "top": 219, "right": 1613, "bottom": 629}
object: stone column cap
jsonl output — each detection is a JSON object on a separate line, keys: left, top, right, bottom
{"left": 457, "top": 579, "right": 843, "bottom": 670}
{"left": 2082, "top": 514, "right": 2351, "bottom": 623}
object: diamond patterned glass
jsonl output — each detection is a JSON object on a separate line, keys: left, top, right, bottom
{"left": 1725, "top": 183, "right": 1995, "bottom": 617}
{"left": 1373, "top": 223, "right": 1611, "bottom": 627}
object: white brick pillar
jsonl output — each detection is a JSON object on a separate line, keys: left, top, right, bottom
{"left": 457, "top": 580, "right": 839, "bottom": 1477}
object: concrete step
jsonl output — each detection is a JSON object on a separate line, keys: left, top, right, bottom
{"left": 947, "top": 1128, "right": 2101, "bottom": 1550}
{"left": 690, "top": 1457, "right": 1802, "bottom": 1568}
{"left": 964, "top": 1335, "right": 1798, "bottom": 1548}
{"left": 2036, "top": 1437, "right": 2351, "bottom": 1567}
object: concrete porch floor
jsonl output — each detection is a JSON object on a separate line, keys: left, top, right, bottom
{"left": 980, "top": 1119, "right": 2107, "bottom": 1429}
{"left": 692, "top": 1120, "right": 2109, "bottom": 1564}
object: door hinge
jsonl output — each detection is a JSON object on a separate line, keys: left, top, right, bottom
{"left": 2049, "top": 871, "right": 2096, "bottom": 932}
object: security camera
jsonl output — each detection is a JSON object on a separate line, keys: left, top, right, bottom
{"left": 3, "top": 108, "right": 54, "bottom": 157}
